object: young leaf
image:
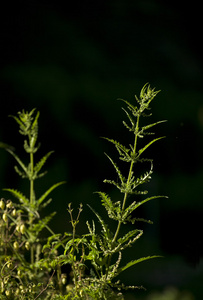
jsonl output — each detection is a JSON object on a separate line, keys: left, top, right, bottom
{"left": 141, "top": 120, "right": 167, "bottom": 134}
{"left": 3, "top": 188, "right": 29, "bottom": 205}
{"left": 87, "top": 204, "right": 110, "bottom": 238}
{"left": 138, "top": 137, "right": 165, "bottom": 158}
{"left": 37, "top": 181, "right": 66, "bottom": 206}
{"left": 104, "top": 153, "right": 125, "bottom": 184}
{"left": 34, "top": 151, "right": 54, "bottom": 178}
{"left": 128, "top": 195, "right": 167, "bottom": 212}
{"left": 5, "top": 148, "right": 28, "bottom": 176}
{"left": 117, "top": 255, "right": 162, "bottom": 275}
{"left": 117, "top": 229, "right": 143, "bottom": 247}
{"left": 31, "top": 212, "right": 56, "bottom": 235}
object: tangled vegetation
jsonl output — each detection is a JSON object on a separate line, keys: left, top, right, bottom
{"left": 0, "top": 84, "right": 167, "bottom": 299}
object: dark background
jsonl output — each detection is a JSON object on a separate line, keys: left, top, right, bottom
{"left": 0, "top": 1, "right": 203, "bottom": 299}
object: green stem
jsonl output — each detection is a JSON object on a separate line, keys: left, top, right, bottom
{"left": 105, "top": 114, "right": 141, "bottom": 280}
{"left": 30, "top": 150, "right": 34, "bottom": 264}
{"left": 112, "top": 114, "right": 140, "bottom": 244}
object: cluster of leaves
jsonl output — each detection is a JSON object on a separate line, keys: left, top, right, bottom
{"left": 0, "top": 84, "right": 167, "bottom": 299}
{"left": 0, "top": 110, "right": 67, "bottom": 299}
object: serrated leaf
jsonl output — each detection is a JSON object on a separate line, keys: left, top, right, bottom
{"left": 117, "top": 255, "right": 162, "bottom": 275}
{"left": 6, "top": 148, "right": 28, "bottom": 176}
{"left": 104, "top": 138, "right": 131, "bottom": 161}
{"left": 31, "top": 212, "right": 56, "bottom": 235}
{"left": 138, "top": 137, "right": 165, "bottom": 157}
{"left": 37, "top": 181, "right": 66, "bottom": 205}
{"left": 34, "top": 151, "right": 54, "bottom": 177}
{"left": 118, "top": 229, "right": 143, "bottom": 245}
{"left": 14, "top": 165, "right": 28, "bottom": 178}
{"left": 87, "top": 204, "right": 109, "bottom": 238}
{"left": 130, "top": 195, "right": 168, "bottom": 211}
{"left": 104, "top": 153, "right": 125, "bottom": 184}
{"left": 103, "top": 179, "right": 122, "bottom": 190}
{"left": 118, "top": 99, "right": 138, "bottom": 116}
{"left": 3, "top": 188, "right": 29, "bottom": 204}
{"left": 141, "top": 120, "right": 167, "bottom": 133}
{"left": 9, "top": 115, "right": 26, "bottom": 131}
{"left": 97, "top": 192, "right": 120, "bottom": 220}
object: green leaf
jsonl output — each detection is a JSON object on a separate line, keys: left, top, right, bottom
{"left": 87, "top": 204, "right": 109, "bottom": 238}
{"left": 117, "top": 255, "right": 162, "bottom": 275}
{"left": 103, "top": 138, "right": 131, "bottom": 162}
{"left": 0, "top": 142, "right": 15, "bottom": 151}
{"left": 5, "top": 148, "right": 28, "bottom": 176}
{"left": 14, "top": 165, "right": 28, "bottom": 178}
{"left": 130, "top": 195, "right": 167, "bottom": 211}
{"left": 117, "top": 229, "right": 143, "bottom": 246}
{"left": 97, "top": 192, "right": 120, "bottom": 220}
{"left": 141, "top": 120, "right": 167, "bottom": 133}
{"left": 3, "top": 188, "right": 29, "bottom": 205}
{"left": 37, "top": 181, "right": 66, "bottom": 205}
{"left": 138, "top": 137, "right": 165, "bottom": 158}
{"left": 104, "top": 153, "right": 125, "bottom": 184}
{"left": 118, "top": 99, "right": 138, "bottom": 117}
{"left": 9, "top": 115, "right": 26, "bottom": 132}
{"left": 31, "top": 212, "right": 56, "bottom": 235}
{"left": 34, "top": 151, "right": 54, "bottom": 178}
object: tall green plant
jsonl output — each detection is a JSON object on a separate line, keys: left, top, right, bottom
{"left": 0, "top": 109, "right": 66, "bottom": 298}
{"left": 62, "top": 83, "right": 168, "bottom": 299}
{"left": 0, "top": 84, "right": 167, "bottom": 299}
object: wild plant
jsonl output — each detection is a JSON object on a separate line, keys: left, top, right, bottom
{"left": 0, "top": 84, "right": 167, "bottom": 299}
{"left": 0, "top": 109, "right": 66, "bottom": 298}
{"left": 60, "top": 83, "right": 168, "bottom": 299}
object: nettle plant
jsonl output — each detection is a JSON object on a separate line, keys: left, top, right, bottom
{"left": 0, "top": 84, "right": 167, "bottom": 299}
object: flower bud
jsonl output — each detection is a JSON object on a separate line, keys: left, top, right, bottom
{"left": 11, "top": 209, "right": 17, "bottom": 217}
{"left": 61, "top": 274, "right": 67, "bottom": 285}
{"left": 16, "top": 224, "right": 21, "bottom": 232}
{"left": 6, "top": 200, "right": 13, "bottom": 208}
{"left": 5, "top": 290, "right": 11, "bottom": 296}
{"left": 7, "top": 262, "right": 13, "bottom": 269}
{"left": 13, "top": 241, "right": 19, "bottom": 250}
{"left": 20, "top": 224, "right": 26, "bottom": 234}
{"left": 2, "top": 213, "right": 8, "bottom": 222}
{"left": 0, "top": 198, "right": 5, "bottom": 210}
{"left": 25, "top": 241, "right": 30, "bottom": 250}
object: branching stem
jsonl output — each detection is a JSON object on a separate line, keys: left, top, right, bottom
{"left": 112, "top": 115, "right": 140, "bottom": 244}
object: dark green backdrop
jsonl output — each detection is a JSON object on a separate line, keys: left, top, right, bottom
{"left": 1, "top": 1, "right": 203, "bottom": 299}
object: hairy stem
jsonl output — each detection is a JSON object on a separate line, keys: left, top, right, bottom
{"left": 29, "top": 146, "right": 34, "bottom": 264}
{"left": 112, "top": 114, "right": 140, "bottom": 244}
{"left": 105, "top": 114, "right": 141, "bottom": 280}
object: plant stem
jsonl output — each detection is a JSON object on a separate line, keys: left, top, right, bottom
{"left": 112, "top": 114, "right": 140, "bottom": 244}
{"left": 30, "top": 150, "right": 34, "bottom": 264}
{"left": 105, "top": 114, "right": 141, "bottom": 280}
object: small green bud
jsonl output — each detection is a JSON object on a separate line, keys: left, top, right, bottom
{"left": 16, "top": 224, "right": 21, "bottom": 232}
{"left": 4, "top": 277, "right": 9, "bottom": 284}
{"left": 7, "top": 262, "right": 13, "bottom": 269}
{"left": 2, "top": 213, "right": 8, "bottom": 222}
{"left": 20, "top": 224, "right": 26, "bottom": 234}
{"left": 61, "top": 274, "right": 67, "bottom": 285}
{"left": 6, "top": 199, "right": 13, "bottom": 208}
{"left": 11, "top": 208, "right": 17, "bottom": 217}
{"left": 13, "top": 241, "right": 19, "bottom": 250}
{"left": 25, "top": 241, "right": 30, "bottom": 250}
{"left": 0, "top": 198, "right": 5, "bottom": 210}
{"left": 5, "top": 290, "right": 11, "bottom": 296}
{"left": 15, "top": 288, "right": 20, "bottom": 296}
